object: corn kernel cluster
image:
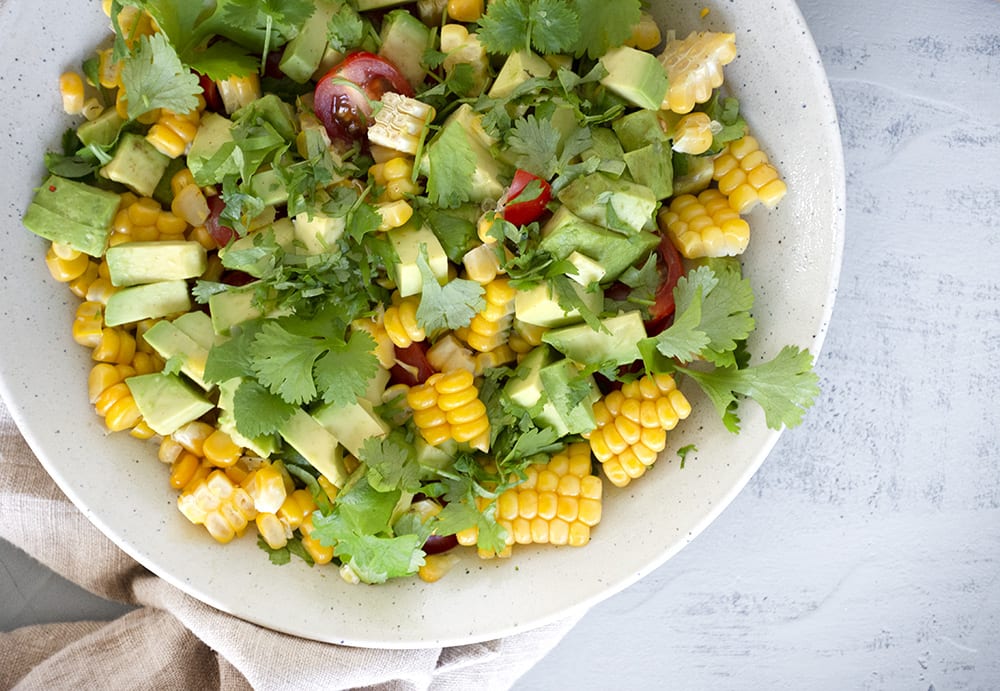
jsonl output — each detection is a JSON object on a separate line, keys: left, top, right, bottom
{"left": 459, "top": 278, "right": 516, "bottom": 354}
{"left": 147, "top": 106, "right": 203, "bottom": 159}
{"left": 712, "top": 135, "right": 788, "bottom": 213}
{"left": 659, "top": 188, "right": 751, "bottom": 258}
{"left": 406, "top": 369, "right": 490, "bottom": 451}
{"left": 456, "top": 443, "right": 603, "bottom": 557}
{"left": 370, "top": 156, "right": 422, "bottom": 201}
{"left": 584, "top": 374, "right": 692, "bottom": 488}
{"left": 658, "top": 31, "right": 737, "bottom": 114}
{"left": 111, "top": 194, "right": 188, "bottom": 245}
{"left": 383, "top": 293, "right": 426, "bottom": 348}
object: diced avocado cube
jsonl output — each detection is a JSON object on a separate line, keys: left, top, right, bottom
{"left": 672, "top": 152, "right": 716, "bottom": 196}
{"left": 538, "top": 359, "right": 599, "bottom": 435}
{"left": 217, "top": 378, "right": 279, "bottom": 458}
{"left": 565, "top": 251, "right": 606, "bottom": 287}
{"left": 105, "top": 241, "right": 207, "bottom": 287}
{"left": 234, "top": 94, "right": 298, "bottom": 142}
{"left": 170, "top": 311, "right": 224, "bottom": 351}
{"left": 313, "top": 397, "right": 390, "bottom": 458}
{"left": 612, "top": 109, "right": 669, "bottom": 152}
{"left": 187, "top": 112, "right": 235, "bottom": 186}
{"left": 279, "top": 0, "right": 343, "bottom": 83}
{"left": 104, "top": 280, "right": 191, "bottom": 327}
{"left": 623, "top": 141, "right": 674, "bottom": 200}
{"left": 279, "top": 408, "right": 349, "bottom": 487}
{"left": 538, "top": 206, "right": 660, "bottom": 281}
{"left": 248, "top": 168, "right": 289, "bottom": 206}
{"left": 514, "top": 279, "right": 603, "bottom": 328}
{"left": 22, "top": 175, "right": 120, "bottom": 257}
{"left": 557, "top": 172, "right": 658, "bottom": 235}
{"left": 293, "top": 209, "right": 346, "bottom": 254}
{"left": 152, "top": 156, "right": 188, "bottom": 207}
{"left": 218, "top": 218, "right": 295, "bottom": 278}
{"left": 599, "top": 45, "right": 669, "bottom": 111}
{"left": 580, "top": 127, "right": 627, "bottom": 177}
{"left": 415, "top": 436, "right": 456, "bottom": 478}
{"left": 208, "top": 283, "right": 290, "bottom": 335}
{"left": 423, "top": 205, "right": 480, "bottom": 263}
{"left": 100, "top": 132, "right": 171, "bottom": 198}
{"left": 489, "top": 50, "right": 553, "bottom": 99}
{"left": 379, "top": 9, "right": 434, "bottom": 88}
{"left": 388, "top": 220, "right": 449, "bottom": 297}
{"left": 126, "top": 372, "right": 214, "bottom": 436}
{"left": 542, "top": 311, "right": 648, "bottom": 367}
{"left": 76, "top": 109, "right": 125, "bottom": 148}
{"left": 143, "top": 319, "right": 212, "bottom": 390}
{"left": 503, "top": 345, "right": 568, "bottom": 436}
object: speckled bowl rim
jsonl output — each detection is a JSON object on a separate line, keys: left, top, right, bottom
{"left": 0, "top": 0, "right": 844, "bottom": 648}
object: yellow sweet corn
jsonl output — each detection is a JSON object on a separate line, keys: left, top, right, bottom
{"left": 256, "top": 512, "right": 291, "bottom": 550}
{"left": 59, "top": 72, "right": 85, "bottom": 115}
{"left": 177, "top": 470, "right": 258, "bottom": 544}
{"left": 712, "top": 135, "right": 788, "bottom": 213}
{"left": 426, "top": 334, "right": 477, "bottom": 374}
{"left": 383, "top": 294, "right": 426, "bottom": 348}
{"left": 659, "top": 188, "right": 751, "bottom": 258}
{"left": 583, "top": 374, "right": 691, "bottom": 487}
{"left": 418, "top": 553, "right": 462, "bottom": 583}
{"left": 147, "top": 109, "right": 202, "bottom": 159}
{"left": 216, "top": 74, "right": 261, "bottom": 114}
{"left": 171, "top": 182, "right": 210, "bottom": 227}
{"left": 353, "top": 314, "right": 396, "bottom": 369}
{"left": 73, "top": 301, "right": 105, "bottom": 348}
{"left": 369, "top": 157, "right": 422, "bottom": 201}
{"left": 447, "top": 0, "right": 484, "bottom": 22}
{"left": 367, "top": 92, "right": 436, "bottom": 156}
{"left": 376, "top": 200, "right": 414, "bottom": 231}
{"left": 202, "top": 429, "right": 243, "bottom": 468}
{"left": 300, "top": 514, "right": 335, "bottom": 564}
{"left": 277, "top": 488, "right": 317, "bottom": 531}
{"left": 407, "top": 369, "right": 490, "bottom": 451}
{"left": 671, "top": 112, "right": 714, "bottom": 155}
{"left": 90, "top": 367, "right": 144, "bottom": 433}
{"left": 464, "top": 278, "right": 515, "bottom": 353}
{"left": 91, "top": 327, "right": 137, "bottom": 365}
{"left": 658, "top": 31, "right": 737, "bottom": 114}
{"left": 68, "top": 259, "right": 101, "bottom": 299}
{"left": 440, "top": 24, "right": 490, "bottom": 95}
{"left": 171, "top": 420, "right": 216, "bottom": 457}
{"left": 625, "top": 12, "right": 662, "bottom": 51}
{"left": 245, "top": 463, "right": 288, "bottom": 514}
{"left": 462, "top": 243, "right": 502, "bottom": 285}
{"left": 45, "top": 243, "right": 90, "bottom": 282}
{"left": 474, "top": 344, "right": 516, "bottom": 376}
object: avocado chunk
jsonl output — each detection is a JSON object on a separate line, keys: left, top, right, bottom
{"left": 208, "top": 283, "right": 290, "bottom": 335}
{"left": 279, "top": 0, "right": 343, "bottom": 82}
{"left": 22, "top": 175, "right": 120, "bottom": 257}
{"left": 612, "top": 110, "right": 669, "bottom": 152}
{"left": 248, "top": 168, "right": 290, "bottom": 206}
{"left": 623, "top": 141, "right": 674, "bottom": 200}
{"left": 538, "top": 206, "right": 660, "bottom": 281}
{"left": 565, "top": 251, "right": 606, "bottom": 286}
{"left": 234, "top": 93, "right": 298, "bottom": 142}
{"left": 414, "top": 437, "right": 457, "bottom": 478}
{"left": 217, "top": 377, "right": 279, "bottom": 457}
{"left": 279, "top": 407, "right": 349, "bottom": 487}
{"left": 76, "top": 109, "right": 125, "bottom": 148}
{"left": 542, "top": 311, "right": 648, "bottom": 367}
{"left": 557, "top": 172, "right": 658, "bottom": 235}
{"left": 420, "top": 104, "right": 509, "bottom": 204}
{"left": 488, "top": 50, "right": 553, "bottom": 99}
{"left": 312, "top": 397, "right": 391, "bottom": 458}
{"left": 100, "top": 132, "right": 171, "bottom": 198}
{"left": 580, "top": 127, "right": 627, "bottom": 178}
{"left": 126, "top": 372, "right": 214, "bottom": 436}
{"left": 538, "top": 358, "right": 599, "bottom": 435}
{"left": 503, "top": 345, "right": 569, "bottom": 436}
{"left": 170, "top": 310, "right": 224, "bottom": 351}
{"left": 187, "top": 112, "right": 235, "bottom": 186}
{"left": 388, "top": 220, "right": 449, "bottom": 297}
{"left": 514, "top": 279, "right": 603, "bottom": 328}
{"left": 599, "top": 46, "right": 669, "bottom": 111}
{"left": 423, "top": 205, "right": 480, "bottom": 263}
{"left": 142, "top": 319, "right": 213, "bottom": 390}
{"left": 672, "top": 152, "right": 715, "bottom": 196}
{"left": 104, "top": 280, "right": 192, "bottom": 326}
{"left": 218, "top": 219, "right": 295, "bottom": 278}
{"left": 379, "top": 9, "right": 433, "bottom": 88}
{"left": 293, "top": 208, "right": 346, "bottom": 254}
{"left": 105, "top": 241, "right": 207, "bottom": 287}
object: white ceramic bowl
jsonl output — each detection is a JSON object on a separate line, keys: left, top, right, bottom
{"left": 0, "top": 0, "right": 844, "bottom": 647}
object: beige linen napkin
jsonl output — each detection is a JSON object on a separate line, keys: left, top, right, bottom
{"left": 0, "top": 399, "right": 581, "bottom": 690}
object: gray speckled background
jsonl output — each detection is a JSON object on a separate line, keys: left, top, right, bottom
{"left": 2, "top": 0, "right": 999, "bottom": 687}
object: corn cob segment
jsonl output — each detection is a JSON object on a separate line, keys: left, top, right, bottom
{"left": 406, "top": 369, "right": 490, "bottom": 451}
{"left": 584, "top": 374, "right": 691, "bottom": 488}
{"left": 712, "top": 135, "right": 788, "bottom": 213}
{"left": 659, "top": 188, "right": 751, "bottom": 258}
{"left": 658, "top": 31, "right": 737, "bottom": 114}
{"left": 367, "top": 92, "right": 436, "bottom": 156}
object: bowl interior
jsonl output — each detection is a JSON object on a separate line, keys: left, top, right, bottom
{"left": 0, "top": 0, "right": 843, "bottom": 647}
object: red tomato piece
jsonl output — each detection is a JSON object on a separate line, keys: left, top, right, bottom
{"left": 499, "top": 169, "right": 552, "bottom": 226}
{"left": 197, "top": 72, "right": 224, "bottom": 113}
{"left": 646, "top": 234, "right": 686, "bottom": 334}
{"left": 204, "top": 195, "right": 237, "bottom": 247}
{"left": 390, "top": 342, "right": 436, "bottom": 386}
{"left": 313, "top": 51, "right": 414, "bottom": 144}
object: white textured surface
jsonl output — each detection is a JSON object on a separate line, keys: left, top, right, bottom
{"left": 518, "top": 0, "right": 1000, "bottom": 688}
{"left": 1, "top": 0, "right": 997, "bottom": 685}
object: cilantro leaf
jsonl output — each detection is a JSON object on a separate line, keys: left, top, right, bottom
{"left": 677, "top": 444, "right": 697, "bottom": 469}
{"left": 477, "top": 0, "right": 579, "bottom": 55}
{"left": 327, "top": 4, "right": 365, "bottom": 53}
{"left": 185, "top": 40, "right": 258, "bottom": 80}
{"left": 677, "top": 346, "right": 820, "bottom": 432}
{"left": 506, "top": 115, "right": 561, "bottom": 179}
{"left": 360, "top": 433, "right": 423, "bottom": 494}
{"left": 119, "top": 33, "right": 201, "bottom": 120}
{"left": 248, "top": 321, "right": 328, "bottom": 405}
{"left": 335, "top": 531, "right": 425, "bottom": 584}
{"left": 231, "top": 378, "right": 297, "bottom": 438}
{"left": 567, "top": 0, "right": 641, "bottom": 59}
{"left": 313, "top": 330, "right": 379, "bottom": 408}
{"left": 425, "top": 122, "right": 476, "bottom": 208}
{"left": 649, "top": 284, "right": 710, "bottom": 362}
{"left": 414, "top": 248, "right": 485, "bottom": 333}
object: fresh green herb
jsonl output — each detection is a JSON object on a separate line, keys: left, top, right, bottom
{"left": 414, "top": 248, "right": 486, "bottom": 333}
{"left": 477, "top": 0, "right": 580, "bottom": 56}
{"left": 360, "top": 432, "right": 423, "bottom": 494}
{"left": 425, "top": 123, "right": 477, "bottom": 208}
{"left": 326, "top": 4, "right": 365, "bottom": 53}
{"left": 567, "top": 0, "right": 641, "bottom": 59}
{"left": 119, "top": 33, "right": 201, "bottom": 120}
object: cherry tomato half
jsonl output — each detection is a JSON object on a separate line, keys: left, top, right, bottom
{"left": 498, "top": 169, "right": 552, "bottom": 226}
{"left": 646, "top": 234, "right": 686, "bottom": 334}
{"left": 313, "top": 51, "right": 413, "bottom": 144}
{"left": 390, "top": 342, "right": 436, "bottom": 386}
